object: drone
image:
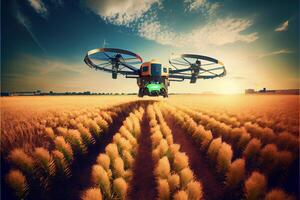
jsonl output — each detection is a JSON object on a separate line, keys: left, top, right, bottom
{"left": 84, "top": 48, "right": 226, "bottom": 97}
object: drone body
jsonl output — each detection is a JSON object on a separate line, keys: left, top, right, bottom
{"left": 84, "top": 48, "right": 226, "bottom": 97}
{"left": 138, "top": 59, "right": 169, "bottom": 97}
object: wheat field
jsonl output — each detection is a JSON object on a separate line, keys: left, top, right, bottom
{"left": 1, "top": 95, "right": 299, "bottom": 200}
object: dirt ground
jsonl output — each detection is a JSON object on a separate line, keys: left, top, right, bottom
{"left": 165, "top": 116, "right": 224, "bottom": 200}
{"left": 127, "top": 113, "right": 157, "bottom": 200}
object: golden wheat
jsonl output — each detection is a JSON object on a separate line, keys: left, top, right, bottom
{"left": 54, "top": 136, "right": 74, "bottom": 163}
{"left": 6, "top": 169, "right": 28, "bottom": 199}
{"left": 207, "top": 137, "right": 222, "bottom": 163}
{"left": 105, "top": 143, "right": 119, "bottom": 160}
{"left": 243, "top": 138, "right": 261, "bottom": 164}
{"left": 186, "top": 181, "right": 203, "bottom": 200}
{"left": 216, "top": 142, "right": 233, "bottom": 175}
{"left": 112, "top": 157, "right": 125, "bottom": 178}
{"left": 157, "top": 178, "right": 170, "bottom": 200}
{"left": 33, "top": 147, "right": 56, "bottom": 176}
{"left": 81, "top": 188, "right": 102, "bottom": 200}
{"left": 173, "top": 190, "right": 188, "bottom": 200}
{"left": 91, "top": 164, "right": 111, "bottom": 197}
{"left": 173, "top": 152, "right": 189, "bottom": 173}
{"left": 155, "top": 156, "right": 171, "bottom": 179}
{"left": 149, "top": 104, "right": 204, "bottom": 199}
{"left": 264, "top": 188, "right": 295, "bottom": 200}
{"left": 167, "top": 173, "right": 180, "bottom": 193}
{"left": 113, "top": 177, "right": 127, "bottom": 200}
{"left": 225, "top": 158, "right": 245, "bottom": 189}
{"left": 2, "top": 95, "right": 298, "bottom": 199}
{"left": 245, "top": 171, "right": 267, "bottom": 200}
{"left": 96, "top": 153, "right": 110, "bottom": 171}
{"left": 179, "top": 167, "right": 194, "bottom": 188}
{"left": 52, "top": 150, "right": 70, "bottom": 177}
{"left": 8, "top": 148, "right": 34, "bottom": 174}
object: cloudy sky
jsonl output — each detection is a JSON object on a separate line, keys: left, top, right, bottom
{"left": 1, "top": 0, "right": 299, "bottom": 93}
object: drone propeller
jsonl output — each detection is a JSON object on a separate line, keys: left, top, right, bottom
{"left": 84, "top": 48, "right": 143, "bottom": 79}
{"left": 169, "top": 54, "right": 226, "bottom": 83}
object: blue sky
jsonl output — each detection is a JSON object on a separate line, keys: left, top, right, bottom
{"left": 1, "top": 0, "right": 299, "bottom": 93}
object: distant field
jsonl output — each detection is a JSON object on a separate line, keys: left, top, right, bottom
{"left": 0, "top": 96, "right": 139, "bottom": 110}
{"left": 1, "top": 95, "right": 299, "bottom": 200}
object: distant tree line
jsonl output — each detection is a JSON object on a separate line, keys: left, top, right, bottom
{"left": 0, "top": 91, "right": 138, "bottom": 96}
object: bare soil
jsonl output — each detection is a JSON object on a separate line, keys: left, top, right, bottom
{"left": 127, "top": 107, "right": 157, "bottom": 200}
{"left": 165, "top": 115, "right": 224, "bottom": 200}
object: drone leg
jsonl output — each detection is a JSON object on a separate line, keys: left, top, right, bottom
{"left": 112, "top": 63, "right": 119, "bottom": 79}
{"left": 162, "top": 88, "right": 168, "bottom": 98}
{"left": 112, "top": 72, "right": 117, "bottom": 79}
{"left": 138, "top": 88, "right": 144, "bottom": 98}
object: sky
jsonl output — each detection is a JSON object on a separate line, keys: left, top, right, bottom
{"left": 1, "top": 0, "right": 299, "bottom": 94}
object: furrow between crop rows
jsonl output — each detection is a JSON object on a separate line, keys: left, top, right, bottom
{"left": 148, "top": 104, "right": 204, "bottom": 200}
{"left": 127, "top": 104, "right": 157, "bottom": 200}
{"left": 159, "top": 102, "right": 298, "bottom": 200}
{"left": 81, "top": 106, "right": 145, "bottom": 200}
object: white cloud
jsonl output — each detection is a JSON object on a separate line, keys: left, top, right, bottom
{"left": 27, "top": 0, "right": 48, "bottom": 16}
{"left": 258, "top": 49, "right": 292, "bottom": 58}
{"left": 275, "top": 20, "right": 289, "bottom": 32}
{"left": 138, "top": 21, "right": 179, "bottom": 46}
{"left": 84, "top": 0, "right": 256, "bottom": 49}
{"left": 207, "top": 3, "right": 220, "bottom": 16}
{"left": 185, "top": 0, "right": 206, "bottom": 10}
{"left": 184, "top": 0, "right": 220, "bottom": 15}
{"left": 138, "top": 18, "right": 258, "bottom": 49}
{"left": 86, "top": 0, "right": 160, "bottom": 26}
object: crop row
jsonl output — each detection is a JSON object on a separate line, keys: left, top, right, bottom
{"left": 147, "top": 104, "right": 203, "bottom": 200}
{"left": 178, "top": 104, "right": 296, "bottom": 173}
{"left": 5, "top": 105, "right": 123, "bottom": 199}
{"left": 177, "top": 105, "right": 298, "bottom": 180}
{"left": 81, "top": 107, "right": 144, "bottom": 200}
{"left": 194, "top": 107, "right": 298, "bottom": 136}
{"left": 179, "top": 105, "right": 298, "bottom": 154}
{"left": 159, "top": 103, "right": 296, "bottom": 200}
{"left": 1, "top": 101, "right": 132, "bottom": 156}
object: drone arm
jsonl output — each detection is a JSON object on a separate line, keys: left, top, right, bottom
{"left": 197, "top": 74, "right": 223, "bottom": 79}
{"left": 168, "top": 75, "right": 217, "bottom": 81}
{"left": 125, "top": 75, "right": 140, "bottom": 79}
{"left": 169, "top": 68, "right": 191, "bottom": 74}
{"left": 117, "top": 70, "right": 138, "bottom": 75}
{"left": 84, "top": 55, "right": 138, "bottom": 76}
{"left": 168, "top": 74, "right": 191, "bottom": 80}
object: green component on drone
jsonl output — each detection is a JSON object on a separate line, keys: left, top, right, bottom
{"left": 146, "top": 83, "right": 163, "bottom": 92}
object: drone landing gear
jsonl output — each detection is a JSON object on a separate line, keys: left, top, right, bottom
{"left": 161, "top": 88, "right": 168, "bottom": 98}
{"left": 138, "top": 87, "right": 168, "bottom": 98}
{"left": 112, "top": 72, "right": 118, "bottom": 79}
{"left": 138, "top": 88, "right": 144, "bottom": 97}
{"left": 112, "top": 63, "right": 119, "bottom": 79}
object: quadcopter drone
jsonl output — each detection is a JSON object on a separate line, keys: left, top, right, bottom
{"left": 84, "top": 48, "right": 226, "bottom": 97}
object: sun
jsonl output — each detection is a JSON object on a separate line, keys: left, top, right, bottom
{"left": 218, "top": 79, "right": 242, "bottom": 94}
